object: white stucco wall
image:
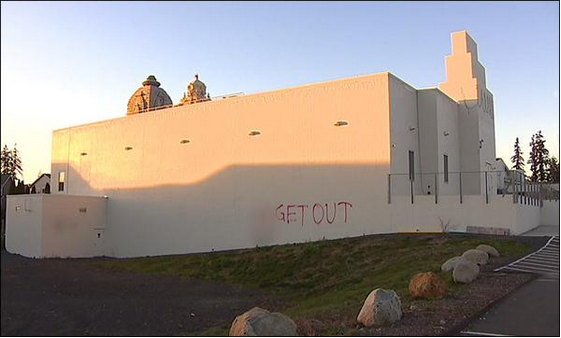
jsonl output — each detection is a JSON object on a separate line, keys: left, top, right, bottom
{"left": 435, "top": 90, "right": 461, "bottom": 195}
{"left": 415, "top": 89, "right": 461, "bottom": 197}
{"left": 417, "top": 90, "right": 439, "bottom": 195}
{"left": 51, "top": 73, "right": 394, "bottom": 257}
{"left": 41, "top": 195, "right": 107, "bottom": 258}
{"left": 389, "top": 74, "right": 423, "bottom": 196}
{"left": 515, "top": 202, "right": 541, "bottom": 235}
{"left": 540, "top": 200, "right": 560, "bottom": 226}
{"left": 5, "top": 195, "right": 107, "bottom": 258}
{"left": 6, "top": 195, "right": 43, "bottom": 258}
{"left": 389, "top": 195, "right": 540, "bottom": 235}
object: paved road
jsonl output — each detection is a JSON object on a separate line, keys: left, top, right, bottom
{"left": 459, "top": 234, "right": 560, "bottom": 337}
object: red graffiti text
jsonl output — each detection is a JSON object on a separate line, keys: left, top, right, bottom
{"left": 276, "top": 201, "right": 353, "bottom": 226}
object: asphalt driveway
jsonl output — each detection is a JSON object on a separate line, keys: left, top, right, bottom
{"left": 1, "top": 252, "right": 277, "bottom": 336}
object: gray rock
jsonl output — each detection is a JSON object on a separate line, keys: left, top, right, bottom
{"left": 441, "top": 256, "right": 464, "bottom": 272}
{"left": 476, "top": 244, "right": 500, "bottom": 257}
{"left": 229, "top": 307, "right": 297, "bottom": 336}
{"left": 357, "top": 288, "right": 402, "bottom": 327}
{"left": 453, "top": 260, "right": 480, "bottom": 283}
{"left": 462, "top": 249, "right": 489, "bottom": 265}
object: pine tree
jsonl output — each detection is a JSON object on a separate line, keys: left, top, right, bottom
{"left": 527, "top": 131, "right": 550, "bottom": 183}
{"left": 1, "top": 144, "right": 12, "bottom": 176}
{"left": 510, "top": 137, "right": 525, "bottom": 171}
{"left": 528, "top": 134, "right": 538, "bottom": 182}
{"left": 11, "top": 144, "right": 23, "bottom": 181}
{"left": 548, "top": 156, "right": 560, "bottom": 183}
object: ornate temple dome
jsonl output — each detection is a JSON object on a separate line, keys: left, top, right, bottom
{"left": 127, "top": 75, "right": 173, "bottom": 116}
{"left": 181, "top": 74, "right": 210, "bottom": 105}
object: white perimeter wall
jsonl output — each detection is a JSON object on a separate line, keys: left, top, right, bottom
{"left": 6, "top": 195, "right": 107, "bottom": 258}
{"left": 540, "top": 200, "right": 560, "bottom": 226}
{"left": 390, "top": 195, "right": 540, "bottom": 235}
{"left": 6, "top": 195, "right": 43, "bottom": 258}
{"left": 51, "top": 73, "right": 394, "bottom": 257}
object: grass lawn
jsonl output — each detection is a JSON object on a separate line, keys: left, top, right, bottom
{"left": 93, "top": 234, "right": 532, "bottom": 335}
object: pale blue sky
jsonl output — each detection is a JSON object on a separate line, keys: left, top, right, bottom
{"left": 1, "top": 1, "right": 559, "bottom": 182}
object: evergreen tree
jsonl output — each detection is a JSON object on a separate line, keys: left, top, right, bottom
{"left": 528, "top": 134, "right": 538, "bottom": 182}
{"left": 548, "top": 156, "right": 560, "bottom": 183}
{"left": 11, "top": 144, "right": 23, "bottom": 181}
{"left": 527, "top": 131, "right": 550, "bottom": 182}
{"left": 1, "top": 144, "right": 12, "bottom": 176}
{"left": 510, "top": 137, "right": 525, "bottom": 171}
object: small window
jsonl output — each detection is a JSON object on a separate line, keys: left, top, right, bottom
{"left": 58, "top": 171, "right": 66, "bottom": 192}
{"left": 408, "top": 151, "right": 415, "bottom": 181}
{"left": 443, "top": 155, "right": 449, "bottom": 183}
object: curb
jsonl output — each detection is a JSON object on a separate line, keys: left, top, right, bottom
{"left": 441, "top": 272, "right": 537, "bottom": 337}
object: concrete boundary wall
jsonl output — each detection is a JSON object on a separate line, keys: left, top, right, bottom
{"left": 6, "top": 195, "right": 107, "bottom": 258}
{"left": 5, "top": 195, "right": 43, "bottom": 258}
{"left": 540, "top": 200, "right": 560, "bottom": 226}
{"left": 389, "top": 195, "right": 540, "bottom": 235}
{"left": 6, "top": 192, "right": 547, "bottom": 258}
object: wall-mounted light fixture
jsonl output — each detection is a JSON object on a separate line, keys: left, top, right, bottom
{"left": 409, "top": 126, "right": 416, "bottom": 131}
{"left": 180, "top": 139, "right": 190, "bottom": 144}
{"left": 334, "top": 120, "right": 348, "bottom": 127}
{"left": 80, "top": 152, "right": 88, "bottom": 156}
{"left": 443, "top": 131, "right": 450, "bottom": 136}
{"left": 124, "top": 146, "right": 133, "bottom": 151}
{"left": 248, "top": 130, "right": 261, "bottom": 136}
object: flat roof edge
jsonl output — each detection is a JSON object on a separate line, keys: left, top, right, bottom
{"left": 53, "top": 71, "right": 393, "bottom": 132}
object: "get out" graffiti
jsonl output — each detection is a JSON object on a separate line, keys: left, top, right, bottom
{"left": 276, "top": 201, "right": 353, "bottom": 226}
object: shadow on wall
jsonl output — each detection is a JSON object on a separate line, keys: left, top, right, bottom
{"left": 50, "top": 161, "right": 393, "bottom": 258}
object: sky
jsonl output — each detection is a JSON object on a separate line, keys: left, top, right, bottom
{"left": 1, "top": 1, "right": 559, "bottom": 182}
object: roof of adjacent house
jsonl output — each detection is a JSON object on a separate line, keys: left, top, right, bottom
{"left": 30, "top": 173, "right": 51, "bottom": 187}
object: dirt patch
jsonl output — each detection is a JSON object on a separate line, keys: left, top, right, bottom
{"left": 1, "top": 253, "right": 279, "bottom": 336}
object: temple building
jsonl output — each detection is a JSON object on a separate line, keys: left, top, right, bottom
{"left": 5, "top": 31, "right": 558, "bottom": 259}
{"left": 127, "top": 75, "right": 173, "bottom": 115}
{"left": 180, "top": 74, "right": 211, "bottom": 105}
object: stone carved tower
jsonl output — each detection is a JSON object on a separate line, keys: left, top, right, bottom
{"left": 181, "top": 74, "right": 210, "bottom": 105}
{"left": 127, "top": 75, "right": 173, "bottom": 116}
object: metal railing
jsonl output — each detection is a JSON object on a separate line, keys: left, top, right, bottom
{"left": 388, "top": 170, "right": 552, "bottom": 206}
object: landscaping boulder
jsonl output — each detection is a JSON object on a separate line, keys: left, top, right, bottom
{"left": 462, "top": 249, "right": 489, "bottom": 265}
{"left": 476, "top": 244, "right": 500, "bottom": 257}
{"left": 453, "top": 260, "right": 480, "bottom": 284}
{"left": 229, "top": 307, "right": 297, "bottom": 336}
{"left": 357, "top": 288, "right": 402, "bottom": 327}
{"left": 441, "top": 256, "right": 464, "bottom": 272}
{"left": 409, "top": 272, "right": 448, "bottom": 299}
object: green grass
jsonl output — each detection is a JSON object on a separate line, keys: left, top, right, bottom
{"left": 93, "top": 234, "right": 531, "bottom": 335}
